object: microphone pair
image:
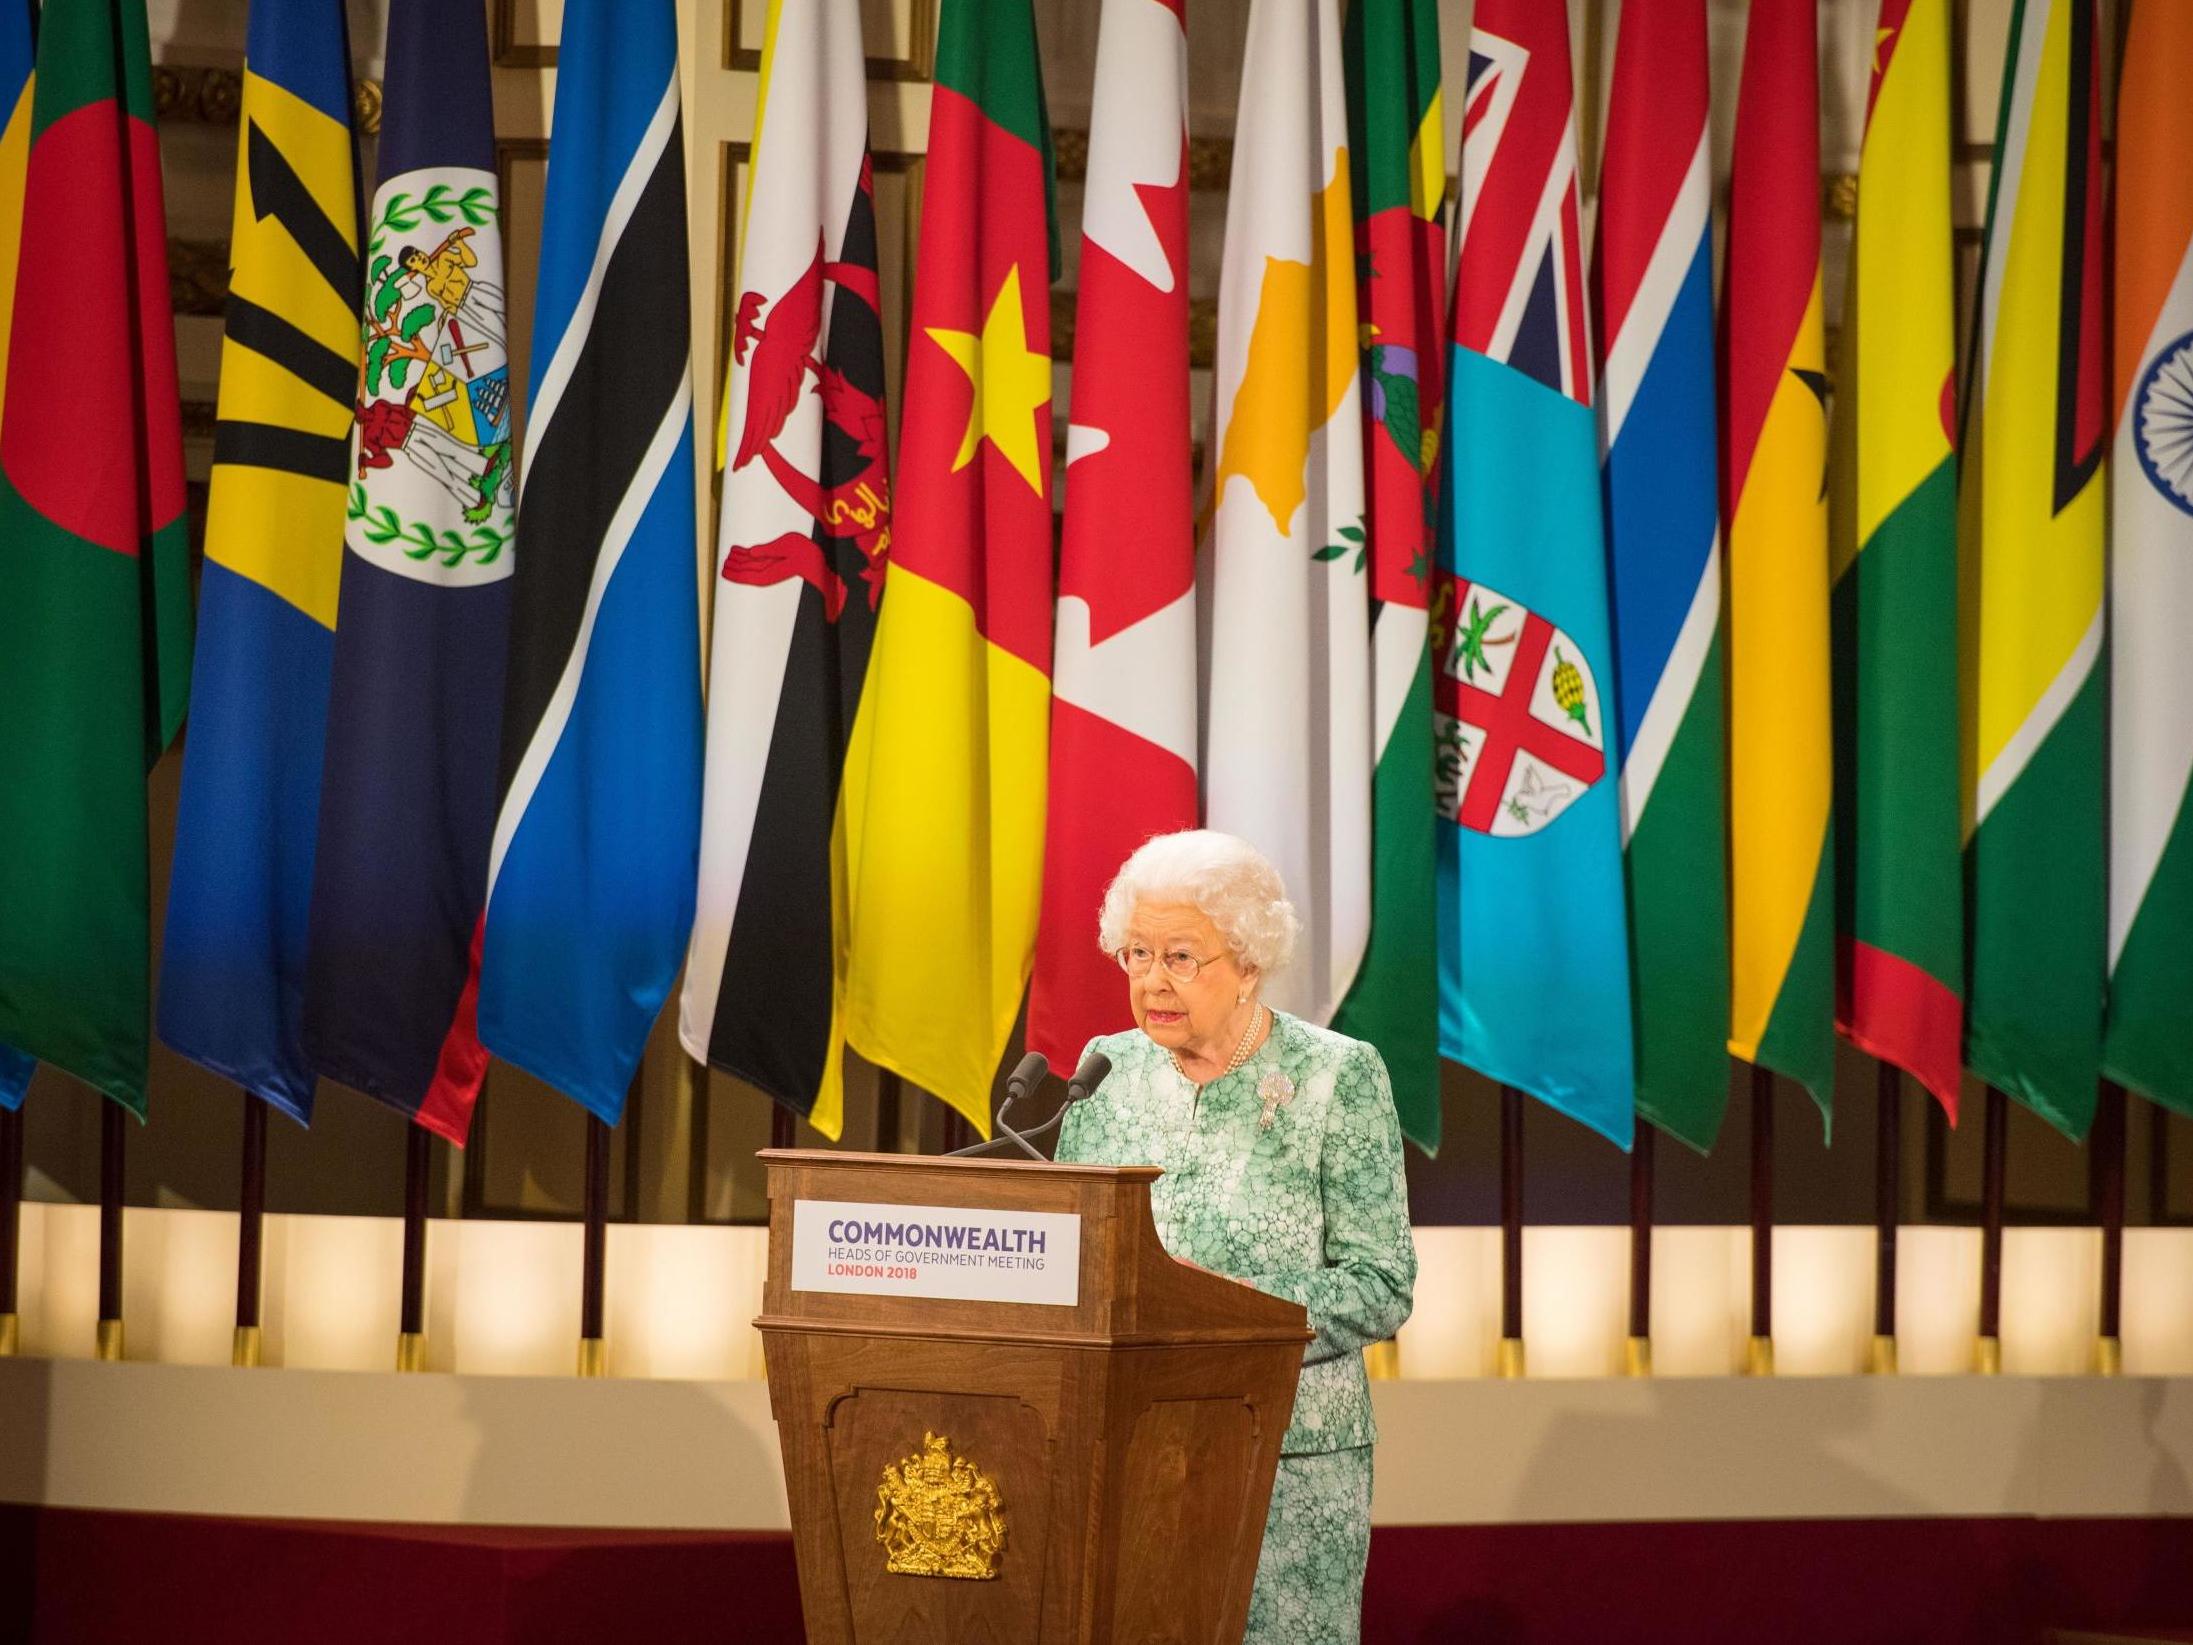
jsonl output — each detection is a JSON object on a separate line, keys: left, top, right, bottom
{"left": 943, "top": 1048, "right": 1112, "bottom": 1160}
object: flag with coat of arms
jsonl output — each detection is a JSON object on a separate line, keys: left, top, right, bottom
{"left": 1439, "top": 0, "right": 1633, "bottom": 1149}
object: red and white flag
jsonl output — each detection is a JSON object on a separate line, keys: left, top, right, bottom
{"left": 1027, "top": 0, "right": 1196, "bottom": 1067}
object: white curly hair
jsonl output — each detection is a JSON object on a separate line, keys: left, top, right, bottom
{"left": 1097, "top": 830, "right": 1301, "bottom": 976}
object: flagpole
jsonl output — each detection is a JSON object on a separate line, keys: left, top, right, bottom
{"left": 395, "top": 1126, "right": 431, "bottom": 1372}
{"left": 1746, "top": 1063, "right": 1773, "bottom": 1375}
{"left": 1870, "top": 1063, "right": 1900, "bottom": 1373}
{"left": 233, "top": 1095, "right": 267, "bottom": 1367}
{"left": 876, "top": 1070, "right": 902, "bottom": 1154}
{"left": 96, "top": 1099, "right": 125, "bottom": 1361}
{"left": 1975, "top": 1085, "right": 2007, "bottom": 1374}
{"left": 0, "top": 1104, "right": 21, "bottom": 1357}
{"left": 2094, "top": 1080, "right": 2127, "bottom": 1376}
{"left": 577, "top": 1112, "right": 609, "bottom": 1377}
{"left": 1625, "top": 1125, "right": 1652, "bottom": 1376}
{"left": 1498, "top": 1086, "right": 1525, "bottom": 1378}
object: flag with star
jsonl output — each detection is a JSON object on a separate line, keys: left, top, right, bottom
{"left": 1723, "top": 0, "right": 1834, "bottom": 1128}
{"left": 838, "top": 0, "right": 1056, "bottom": 1136}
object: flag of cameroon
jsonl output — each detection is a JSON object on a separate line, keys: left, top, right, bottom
{"left": 839, "top": 0, "right": 1057, "bottom": 1136}
{"left": 0, "top": 0, "right": 191, "bottom": 1115}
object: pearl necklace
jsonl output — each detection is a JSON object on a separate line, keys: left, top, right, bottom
{"left": 1172, "top": 1003, "right": 1266, "bottom": 1088}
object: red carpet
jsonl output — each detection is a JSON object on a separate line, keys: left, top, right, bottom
{"left": 5, "top": 1506, "right": 2192, "bottom": 1643}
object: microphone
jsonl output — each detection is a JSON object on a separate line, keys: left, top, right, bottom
{"left": 944, "top": 1051, "right": 1050, "bottom": 1159}
{"left": 1003, "top": 1050, "right": 1113, "bottom": 1153}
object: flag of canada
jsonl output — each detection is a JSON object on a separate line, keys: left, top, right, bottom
{"left": 1432, "top": 573, "right": 1608, "bottom": 837}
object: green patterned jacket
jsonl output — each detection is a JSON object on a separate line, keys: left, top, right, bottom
{"left": 1054, "top": 1011, "right": 1417, "bottom": 1455}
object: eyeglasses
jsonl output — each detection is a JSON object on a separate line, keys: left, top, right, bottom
{"left": 1115, "top": 943, "right": 1224, "bottom": 982}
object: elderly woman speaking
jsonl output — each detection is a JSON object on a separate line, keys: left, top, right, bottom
{"left": 1053, "top": 829, "right": 1417, "bottom": 1642}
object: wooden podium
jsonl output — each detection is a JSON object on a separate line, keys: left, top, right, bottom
{"left": 757, "top": 1149, "right": 1312, "bottom": 1644}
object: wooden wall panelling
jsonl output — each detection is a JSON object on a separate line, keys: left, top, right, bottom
{"left": 724, "top": 0, "right": 936, "bottom": 80}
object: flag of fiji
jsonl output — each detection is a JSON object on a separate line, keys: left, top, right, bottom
{"left": 303, "top": 0, "right": 512, "bottom": 1143}
{"left": 1439, "top": 1, "right": 1635, "bottom": 1148}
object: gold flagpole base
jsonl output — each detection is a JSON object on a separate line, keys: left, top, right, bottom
{"left": 576, "top": 1336, "right": 608, "bottom": 1379}
{"left": 1495, "top": 1336, "right": 1526, "bottom": 1379}
{"left": 0, "top": 1313, "right": 18, "bottom": 1358}
{"left": 2094, "top": 1336, "right": 2122, "bottom": 1377}
{"left": 395, "top": 1330, "right": 428, "bottom": 1373}
{"left": 1973, "top": 1335, "right": 2002, "bottom": 1375}
{"left": 1622, "top": 1335, "right": 1652, "bottom": 1378}
{"left": 231, "top": 1325, "right": 263, "bottom": 1368}
{"left": 1363, "top": 1339, "right": 1400, "bottom": 1381}
{"left": 94, "top": 1318, "right": 124, "bottom": 1362}
{"left": 1866, "top": 1334, "right": 1898, "bottom": 1375}
{"left": 1744, "top": 1335, "right": 1774, "bottom": 1377}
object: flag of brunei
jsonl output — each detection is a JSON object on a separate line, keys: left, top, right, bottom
{"left": 160, "top": 0, "right": 361, "bottom": 1123}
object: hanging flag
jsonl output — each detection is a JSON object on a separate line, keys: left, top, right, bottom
{"left": 1028, "top": 0, "right": 1194, "bottom": 1073}
{"left": 158, "top": 0, "right": 360, "bottom": 1123}
{"left": 1960, "top": 0, "right": 2105, "bottom": 1140}
{"left": 1722, "top": 0, "right": 1833, "bottom": 1127}
{"left": 1441, "top": 0, "right": 1632, "bottom": 1148}
{"left": 1327, "top": 0, "right": 1442, "bottom": 1151}
{"left": 0, "top": 0, "right": 191, "bottom": 1115}
{"left": 303, "top": 0, "right": 512, "bottom": 1143}
{"left": 1592, "top": 0, "right": 1728, "bottom": 1152}
{"left": 0, "top": 0, "right": 36, "bottom": 1109}
{"left": 838, "top": 0, "right": 1057, "bottom": 1136}
{"left": 1829, "top": 0, "right": 1962, "bottom": 1120}
{"left": 680, "top": 0, "right": 893, "bottom": 1138}
{"left": 1203, "top": 0, "right": 1368, "bottom": 1030}
{"left": 479, "top": 0, "right": 700, "bottom": 1126}
{"left": 2105, "top": 0, "right": 2193, "bottom": 1120}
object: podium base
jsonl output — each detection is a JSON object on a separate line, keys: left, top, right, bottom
{"left": 232, "top": 1325, "right": 262, "bottom": 1368}
{"left": 2095, "top": 1335, "right": 2122, "bottom": 1377}
{"left": 1866, "top": 1334, "right": 1898, "bottom": 1375}
{"left": 95, "top": 1319, "right": 124, "bottom": 1362}
{"left": 395, "top": 1331, "right": 428, "bottom": 1373}
{"left": 1622, "top": 1335, "right": 1651, "bottom": 1378}
{"left": 576, "top": 1336, "right": 608, "bottom": 1378}
{"left": 1973, "top": 1335, "right": 2002, "bottom": 1376}
{"left": 1744, "top": 1336, "right": 1774, "bottom": 1377}
{"left": 1496, "top": 1337, "right": 1526, "bottom": 1379}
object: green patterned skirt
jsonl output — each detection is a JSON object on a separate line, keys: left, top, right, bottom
{"left": 1244, "top": 1446, "right": 1373, "bottom": 1643}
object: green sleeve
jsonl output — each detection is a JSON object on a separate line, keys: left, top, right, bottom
{"left": 1244, "top": 1043, "right": 1418, "bottom": 1365}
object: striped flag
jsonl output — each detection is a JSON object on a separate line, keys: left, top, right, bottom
{"left": 0, "top": 0, "right": 192, "bottom": 1115}
{"left": 304, "top": 0, "right": 512, "bottom": 1142}
{"left": 1329, "top": 0, "right": 1443, "bottom": 1151}
{"left": 680, "top": 0, "right": 893, "bottom": 1138}
{"left": 1442, "top": 0, "right": 1633, "bottom": 1148}
{"left": 479, "top": 0, "right": 701, "bottom": 1125}
{"left": 1959, "top": 0, "right": 2105, "bottom": 1139}
{"left": 1592, "top": 0, "right": 1729, "bottom": 1151}
{"left": 1202, "top": 0, "right": 1369, "bottom": 1030}
{"left": 158, "top": 0, "right": 360, "bottom": 1122}
{"left": 1722, "top": 0, "right": 1833, "bottom": 1126}
{"left": 0, "top": 0, "right": 37, "bottom": 1107}
{"left": 1028, "top": 0, "right": 1195, "bottom": 1073}
{"left": 2105, "top": 0, "right": 2193, "bottom": 1119}
{"left": 1829, "top": 0, "right": 1963, "bottom": 1119}
{"left": 839, "top": 0, "right": 1057, "bottom": 1136}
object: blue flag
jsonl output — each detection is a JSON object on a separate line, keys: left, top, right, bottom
{"left": 0, "top": 0, "right": 34, "bottom": 1112}
{"left": 302, "top": 0, "right": 513, "bottom": 1142}
{"left": 477, "top": 0, "right": 700, "bottom": 1124}
{"left": 1436, "top": 6, "right": 1634, "bottom": 1148}
{"left": 158, "top": 0, "right": 360, "bottom": 1121}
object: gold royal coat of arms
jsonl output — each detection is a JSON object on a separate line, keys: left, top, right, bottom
{"left": 874, "top": 1432, "right": 1006, "bottom": 1580}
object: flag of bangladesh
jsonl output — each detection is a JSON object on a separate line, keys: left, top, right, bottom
{"left": 0, "top": 0, "right": 191, "bottom": 1115}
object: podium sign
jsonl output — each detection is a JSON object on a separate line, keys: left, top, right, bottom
{"left": 758, "top": 1149, "right": 1311, "bottom": 1645}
